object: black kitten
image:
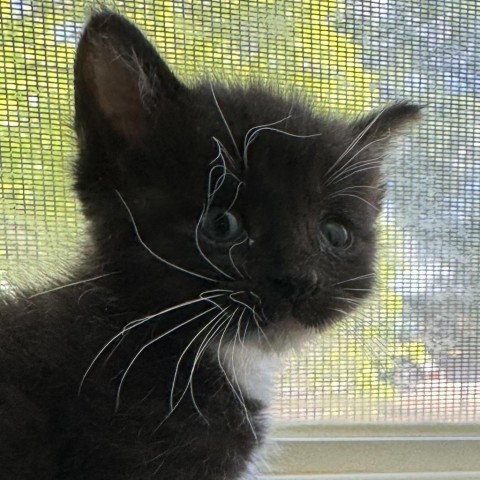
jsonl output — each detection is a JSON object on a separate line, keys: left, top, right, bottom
{"left": 0, "top": 11, "right": 419, "bottom": 480}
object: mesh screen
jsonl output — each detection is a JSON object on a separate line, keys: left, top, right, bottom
{"left": 1, "top": 0, "right": 479, "bottom": 423}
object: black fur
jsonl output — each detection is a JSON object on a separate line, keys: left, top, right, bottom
{"left": 0, "top": 11, "right": 420, "bottom": 480}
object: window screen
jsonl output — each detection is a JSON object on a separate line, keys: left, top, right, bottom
{"left": 1, "top": 0, "right": 478, "bottom": 424}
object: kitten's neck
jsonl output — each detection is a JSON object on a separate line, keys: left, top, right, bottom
{"left": 214, "top": 337, "right": 282, "bottom": 406}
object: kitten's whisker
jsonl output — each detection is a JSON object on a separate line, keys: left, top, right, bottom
{"left": 195, "top": 206, "right": 236, "bottom": 280}
{"left": 327, "top": 156, "right": 383, "bottom": 186}
{"left": 188, "top": 312, "right": 233, "bottom": 422}
{"left": 217, "top": 309, "right": 258, "bottom": 442}
{"left": 28, "top": 272, "right": 117, "bottom": 299}
{"left": 209, "top": 138, "right": 224, "bottom": 165}
{"left": 325, "top": 107, "right": 387, "bottom": 178}
{"left": 249, "top": 291, "right": 268, "bottom": 322}
{"left": 210, "top": 82, "right": 242, "bottom": 161}
{"left": 327, "top": 158, "right": 383, "bottom": 186}
{"left": 243, "top": 115, "right": 292, "bottom": 168}
{"left": 172, "top": 310, "right": 232, "bottom": 419}
{"left": 115, "top": 190, "right": 217, "bottom": 283}
{"left": 333, "top": 185, "right": 384, "bottom": 195}
{"left": 185, "top": 310, "right": 231, "bottom": 402}
{"left": 169, "top": 307, "right": 231, "bottom": 420}
{"left": 333, "top": 296, "right": 363, "bottom": 307}
{"left": 333, "top": 164, "right": 383, "bottom": 185}
{"left": 235, "top": 308, "right": 247, "bottom": 349}
{"left": 228, "top": 292, "right": 256, "bottom": 319}
{"left": 244, "top": 126, "right": 322, "bottom": 168}
{"left": 243, "top": 124, "right": 323, "bottom": 167}
{"left": 228, "top": 237, "right": 248, "bottom": 280}
{"left": 158, "top": 312, "right": 230, "bottom": 431}
{"left": 325, "top": 135, "right": 388, "bottom": 185}
{"left": 200, "top": 288, "right": 235, "bottom": 295}
{"left": 207, "top": 163, "right": 227, "bottom": 203}
{"left": 225, "top": 180, "right": 244, "bottom": 214}
{"left": 343, "top": 287, "right": 374, "bottom": 293}
{"left": 228, "top": 292, "right": 272, "bottom": 350}
{"left": 250, "top": 126, "right": 323, "bottom": 140}
{"left": 332, "top": 273, "right": 376, "bottom": 286}
{"left": 79, "top": 294, "right": 225, "bottom": 394}
{"left": 115, "top": 306, "right": 219, "bottom": 411}
{"left": 200, "top": 289, "right": 234, "bottom": 309}
{"left": 216, "top": 138, "right": 240, "bottom": 171}
{"left": 251, "top": 309, "right": 273, "bottom": 351}
{"left": 332, "top": 193, "right": 380, "bottom": 211}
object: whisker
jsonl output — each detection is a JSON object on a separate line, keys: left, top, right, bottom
{"left": 332, "top": 273, "right": 376, "bottom": 286}
{"left": 115, "top": 190, "right": 217, "bottom": 283}
{"left": 326, "top": 156, "right": 383, "bottom": 186}
{"left": 228, "top": 292, "right": 272, "bottom": 350}
{"left": 209, "top": 138, "right": 224, "bottom": 165}
{"left": 325, "top": 135, "right": 388, "bottom": 185}
{"left": 244, "top": 127, "right": 322, "bottom": 168}
{"left": 328, "top": 159, "right": 383, "bottom": 186}
{"left": 343, "top": 287, "right": 375, "bottom": 293}
{"left": 333, "top": 296, "right": 363, "bottom": 306}
{"left": 333, "top": 185, "right": 384, "bottom": 195}
{"left": 331, "top": 193, "right": 380, "bottom": 211}
{"left": 332, "top": 164, "right": 383, "bottom": 185}
{"left": 243, "top": 115, "right": 291, "bottom": 168}
{"left": 324, "top": 107, "right": 387, "bottom": 178}
{"left": 206, "top": 163, "right": 227, "bottom": 205}
{"left": 247, "top": 127, "right": 323, "bottom": 146}
{"left": 169, "top": 306, "right": 231, "bottom": 420}
{"left": 216, "top": 309, "right": 258, "bottom": 442}
{"left": 213, "top": 137, "right": 240, "bottom": 172}
{"left": 166, "top": 309, "right": 232, "bottom": 423}
{"left": 28, "top": 272, "right": 117, "bottom": 299}
{"left": 228, "top": 237, "right": 248, "bottom": 280}
{"left": 79, "top": 294, "right": 226, "bottom": 394}
{"left": 210, "top": 82, "right": 242, "bottom": 161}
{"left": 225, "top": 179, "right": 244, "bottom": 214}
{"left": 115, "top": 306, "right": 219, "bottom": 411}
{"left": 251, "top": 310, "right": 273, "bottom": 351}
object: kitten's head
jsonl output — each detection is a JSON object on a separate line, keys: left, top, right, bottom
{"left": 74, "top": 12, "right": 419, "bottom": 347}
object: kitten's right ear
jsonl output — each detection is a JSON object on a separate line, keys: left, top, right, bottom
{"left": 352, "top": 101, "right": 423, "bottom": 142}
{"left": 74, "top": 10, "right": 187, "bottom": 147}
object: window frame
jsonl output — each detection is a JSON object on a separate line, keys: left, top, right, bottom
{"left": 260, "top": 422, "right": 480, "bottom": 479}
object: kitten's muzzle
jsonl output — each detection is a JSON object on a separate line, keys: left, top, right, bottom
{"left": 269, "top": 270, "right": 319, "bottom": 305}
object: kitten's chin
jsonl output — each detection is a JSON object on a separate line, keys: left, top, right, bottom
{"left": 262, "top": 317, "right": 316, "bottom": 354}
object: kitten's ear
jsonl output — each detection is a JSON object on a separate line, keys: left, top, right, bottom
{"left": 353, "top": 101, "right": 422, "bottom": 142}
{"left": 74, "top": 10, "right": 186, "bottom": 145}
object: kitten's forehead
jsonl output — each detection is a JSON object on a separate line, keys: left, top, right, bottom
{"left": 194, "top": 85, "right": 367, "bottom": 182}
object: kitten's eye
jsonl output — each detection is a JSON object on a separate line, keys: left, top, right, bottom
{"left": 201, "top": 208, "right": 244, "bottom": 243}
{"left": 321, "top": 221, "right": 351, "bottom": 248}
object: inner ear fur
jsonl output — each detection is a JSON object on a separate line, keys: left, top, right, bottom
{"left": 74, "top": 10, "right": 186, "bottom": 145}
{"left": 353, "top": 101, "right": 423, "bottom": 140}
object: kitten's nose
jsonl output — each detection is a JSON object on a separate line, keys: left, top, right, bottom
{"left": 271, "top": 270, "right": 319, "bottom": 303}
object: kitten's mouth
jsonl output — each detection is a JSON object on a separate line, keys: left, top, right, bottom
{"left": 223, "top": 286, "right": 356, "bottom": 339}
{"left": 256, "top": 293, "right": 355, "bottom": 332}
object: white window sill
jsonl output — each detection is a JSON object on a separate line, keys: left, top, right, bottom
{"left": 260, "top": 422, "right": 480, "bottom": 480}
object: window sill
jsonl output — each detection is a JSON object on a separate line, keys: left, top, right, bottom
{"left": 260, "top": 422, "right": 480, "bottom": 479}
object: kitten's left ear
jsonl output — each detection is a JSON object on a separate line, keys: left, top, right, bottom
{"left": 74, "top": 10, "right": 187, "bottom": 145}
{"left": 353, "top": 101, "right": 422, "bottom": 142}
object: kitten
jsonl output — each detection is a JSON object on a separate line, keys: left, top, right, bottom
{"left": 0, "top": 10, "right": 419, "bottom": 480}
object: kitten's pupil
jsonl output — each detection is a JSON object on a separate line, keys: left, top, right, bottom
{"left": 202, "top": 208, "right": 243, "bottom": 243}
{"left": 321, "top": 221, "right": 350, "bottom": 248}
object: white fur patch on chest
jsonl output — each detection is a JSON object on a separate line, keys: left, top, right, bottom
{"left": 214, "top": 337, "right": 282, "bottom": 405}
